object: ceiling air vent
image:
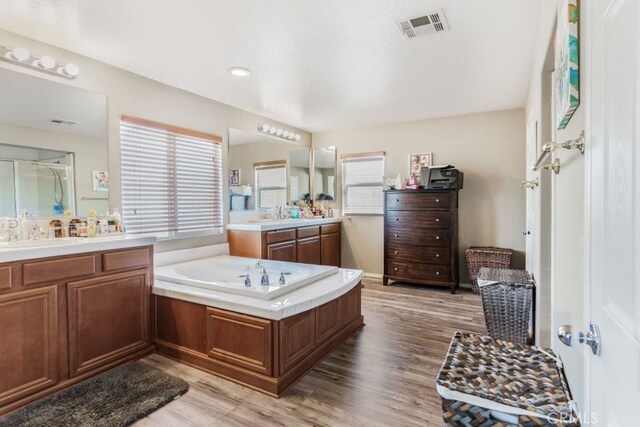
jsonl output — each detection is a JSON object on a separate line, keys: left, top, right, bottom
{"left": 397, "top": 10, "right": 449, "bottom": 40}
{"left": 50, "top": 119, "right": 78, "bottom": 126}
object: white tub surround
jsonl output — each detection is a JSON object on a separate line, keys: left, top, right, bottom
{"left": 153, "top": 256, "right": 362, "bottom": 320}
{"left": 226, "top": 217, "right": 341, "bottom": 232}
{"left": 156, "top": 256, "right": 339, "bottom": 300}
{"left": 0, "top": 234, "right": 156, "bottom": 263}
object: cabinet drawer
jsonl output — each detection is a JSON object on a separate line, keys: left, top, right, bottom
{"left": 386, "top": 210, "right": 451, "bottom": 229}
{"left": 103, "top": 247, "right": 150, "bottom": 272}
{"left": 386, "top": 261, "right": 451, "bottom": 283}
{"left": 321, "top": 223, "right": 340, "bottom": 235}
{"left": 386, "top": 243, "right": 450, "bottom": 265}
{"left": 385, "top": 191, "right": 453, "bottom": 210}
{"left": 386, "top": 226, "right": 451, "bottom": 246}
{"left": 297, "top": 226, "right": 319, "bottom": 238}
{"left": 267, "top": 229, "right": 296, "bottom": 244}
{"left": 23, "top": 255, "right": 96, "bottom": 286}
{"left": 0, "top": 266, "right": 12, "bottom": 290}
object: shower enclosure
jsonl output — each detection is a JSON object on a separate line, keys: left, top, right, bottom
{"left": 0, "top": 155, "right": 76, "bottom": 218}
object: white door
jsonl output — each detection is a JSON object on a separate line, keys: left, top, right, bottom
{"left": 587, "top": 0, "right": 640, "bottom": 424}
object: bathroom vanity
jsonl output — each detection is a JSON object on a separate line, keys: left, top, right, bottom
{"left": 227, "top": 218, "right": 342, "bottom": 267}
{"left": 0, "top": 236, "right": 155, "bottom": 415}
{"left": 152, "top": 250, "right": 363, "bottom": 397}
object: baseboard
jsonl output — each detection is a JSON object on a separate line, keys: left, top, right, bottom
{"left": 363, "top": 272, "right": 383, "bottom": 279}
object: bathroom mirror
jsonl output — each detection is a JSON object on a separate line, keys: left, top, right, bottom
{"left": 0, "top": 68, "right": 108, "bottom": 218}
{"left": 228, "top": 128, "right": 310, "bottom": 211}
{"left": 289, "top": 149, "right": 311, "bottom": 202}
{"left": 313, "top": 146, "right": 336, "bottom": 201}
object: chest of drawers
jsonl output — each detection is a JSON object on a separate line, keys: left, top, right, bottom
{"left": 383, "top": 190, "right": 459, "bottom": 293}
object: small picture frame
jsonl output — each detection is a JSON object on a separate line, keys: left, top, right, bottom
{"left": 92, "top": 170, "right": 109, "bottom": 192}
{"left": 409, "top": 153, "right": 433, "bottom": 175}
{"left": 229, "top": 169, "right": 240, "bottom": 186}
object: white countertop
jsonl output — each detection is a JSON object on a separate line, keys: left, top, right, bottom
{"left": 226, "top": 217, "right": 341, "bottom": 232}
{"left": 153, "top": 266, "right": 362, "bottom": 320}
{"left": 0, "top": 235, "right": 157, "bottom": 263}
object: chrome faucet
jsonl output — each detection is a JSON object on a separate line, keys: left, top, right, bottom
{"left": 238, "top": 274, "right": 251, "bottom": 287}
{"left": 260, "top": 268, "right": 270, "bottom": 286}
{"left": 279, "top": 272, "right": 291, "bottom": 285}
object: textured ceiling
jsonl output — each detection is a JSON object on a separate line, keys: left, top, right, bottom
{"left": 0, "top": 0, "right": 542, "bottom": 132}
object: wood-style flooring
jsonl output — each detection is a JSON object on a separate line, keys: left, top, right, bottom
{"left": 136, "top": 278, "right": 486, "bottom": 426}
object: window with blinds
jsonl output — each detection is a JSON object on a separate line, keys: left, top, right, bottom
{"left": 120, "top": 116, "right": 223, "bottom": 236}
{"left": 255, "top": 161, "right": 287, "bottom": 209}
{"left": 341, "top": 152, "right": 385, "bottom": 215}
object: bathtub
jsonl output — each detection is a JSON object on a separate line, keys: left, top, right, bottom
{"left": 154, "top": 255, "right": 339, "bottom": 300}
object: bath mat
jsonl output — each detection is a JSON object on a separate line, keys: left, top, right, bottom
{"left": 0, "top": 361, "right": 189, "bottom": 427}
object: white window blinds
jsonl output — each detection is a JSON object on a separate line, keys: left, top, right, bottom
{"left": 255, "top": 162, "right": 287, "bottom": 209}
{"left": 120, "top": 116, "right": 223, "bottom": 236}
{"left": 341, "top": 152, "right": 385, "bottom": 215}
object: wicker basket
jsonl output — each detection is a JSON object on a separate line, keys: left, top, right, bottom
{"left": 465, "top": 247, "right": 513, "bottom": 293}
{"left": 437, "top": 332, "right": 579, "bottom": 426}
{"left": 480, "top": 281, "right": 534, "bottom": 346}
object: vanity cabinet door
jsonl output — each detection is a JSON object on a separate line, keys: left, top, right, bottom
{"left": 296, "top": 236, "right": 321, "bottom": 265}
{"left": 67, "top": 269, "right": 151, "bottom": 377}
{"left": 267, "top": 240, "right": 297, "bottom": 262}
{"left": 0, "top": 286, "right": 59, "bottom": 407}
{"left": 320, "top": 233, "right": 341, "bottom": 267}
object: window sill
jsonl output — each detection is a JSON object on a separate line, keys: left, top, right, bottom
{"left": 131, "top": 227, "right": 224, "bottom": 241}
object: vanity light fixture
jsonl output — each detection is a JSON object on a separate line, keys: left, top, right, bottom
{"left": 228, "top": 67, "right": 251, "bottom": 77}
{"left": 0, "top": 44, "right": 80, "bottom": 80}
{"left": 258, "top": 123, "right": 301, "bottom": 141}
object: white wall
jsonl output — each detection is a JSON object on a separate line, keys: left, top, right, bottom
{"left": 0, "top": 29, "right": 310, "bottom": 252}
{"left": 313, "top": 108, "right": 526, "bottom": 281}
{"left": 524, "top": 0, "right": 586, "bottom": 409}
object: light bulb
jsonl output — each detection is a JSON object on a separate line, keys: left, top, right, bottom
{"left": 262, "top": 124, "right": 270, "bottom": 133}
{"left": 60, "top": 63, "right": 80, "bottom": 77}
{"left": 11, "top": 47, "right": 30, "bottom": 62}
{"left": 283, "top": 130, "right": 290, "bottom": 138}
{"left": 228, "top": 67, "right": 251, "bottom": 77}
{"left": 276, "top": 128, "right": 283, "bottom": 136}
{"left": 295, "top": 134, "right": 301, "bottom": 141}
{"left": 36, "top": 55, "right": 56, "bottom": 70}
{"left": 269, "top": 127, "right": 277, "bottom": 134}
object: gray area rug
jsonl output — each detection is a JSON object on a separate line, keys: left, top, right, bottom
{"left": 0, "top": 361, "right": 189, "bottom": 427}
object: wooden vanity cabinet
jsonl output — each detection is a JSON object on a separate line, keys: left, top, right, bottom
{"left": 0, "top": 245, "right": 153, "bottom": 416}
{"left": 228, "top": 222, "right": 341, "bottom": 267}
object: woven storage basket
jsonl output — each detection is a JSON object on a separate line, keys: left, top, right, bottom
{"left": 437, "top": 332, "right": 579, "bottom": 427}
{"left": 478, "top": 267, "right": 535, "bottom": 345}
{"left": 465, "top": 247, "right": 513, "bottom": 293}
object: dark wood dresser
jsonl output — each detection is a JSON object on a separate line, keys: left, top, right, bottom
{"left": 383, "top": 189, "right": 459, "bottom": 293}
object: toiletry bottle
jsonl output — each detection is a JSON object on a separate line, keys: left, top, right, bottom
{"left": 112, "top": 208, "right": 123, "bottom": 233}
{"left": 87, "top": 217, "right": 97, "bottom": 238}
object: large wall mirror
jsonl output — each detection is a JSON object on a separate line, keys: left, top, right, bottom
{"left": 0, "top": 68, "right": 108, "bottom": 218}
{"left": 228, "top": 128, "right": 310, "bottom": 212}
{"left": 313, "top": 146, "right": 336, "bottom": 201}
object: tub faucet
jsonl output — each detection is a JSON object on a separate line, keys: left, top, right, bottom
{"left": 260, "top": 268, "right": 270, "bottom": 286}
{"left": 238, "top": 274, "right": 251, "bottom": 287}
{"left": 279, "top": 272, "right": 291, "bottom": 285}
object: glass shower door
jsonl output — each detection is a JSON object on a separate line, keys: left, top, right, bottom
{"left": 14, "top": 160, "right": 76, "bottom": 217}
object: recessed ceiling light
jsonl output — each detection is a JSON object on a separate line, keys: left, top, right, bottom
{"left": 228, "top": 67, "right": 251, "bottom": 77}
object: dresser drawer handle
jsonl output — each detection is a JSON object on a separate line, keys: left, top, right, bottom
{"left": 395, "top": 218, "right": 399, "bottom": 221}
{"left": 435, "top": 236, "right": 440, "bottom": 240}
{"left": 394, "top": 234, "right": 399, "bottom": 237}
{"left": 394, "top": 267, "right": 398, "bottom": 271}
{"left": 394, "top": 251, "right": 398, "bottom": 255}
{"left": 435, "top": 254, "right": 440, "bottom": 258}
{"left": 436, "top": 271, "right": 440, "bottom": 275}
{"left": 435, "top": 198, "right": 440, "bottom": 202}
{"left": 435, "top": 218, "right": 440, "bottom": 222}
{"left": 395, "top": 199, "right": 400, "bottom": 202}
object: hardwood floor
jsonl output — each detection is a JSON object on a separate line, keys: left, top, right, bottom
{"left": 136, "top": 278, "right": 485, "bottom": 426}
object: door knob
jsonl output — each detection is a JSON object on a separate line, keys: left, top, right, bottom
{"left": 579, "top": 323, "right": 601, "bottom": 355}
{"left": 558, "top": 325, "right": 573, "bottom": 346}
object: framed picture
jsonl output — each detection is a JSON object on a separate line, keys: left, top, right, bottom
{"left": 229, "top": 169, "right": 240, "bottom": 186}
{"left": 409, "top": 153, "right": 433, "bottom": 175}
{"left": 555, "top": 0, "right": 580, "bottom": 129}
{"left": 91, "top": 170, "right": 109, "bottom": 192}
